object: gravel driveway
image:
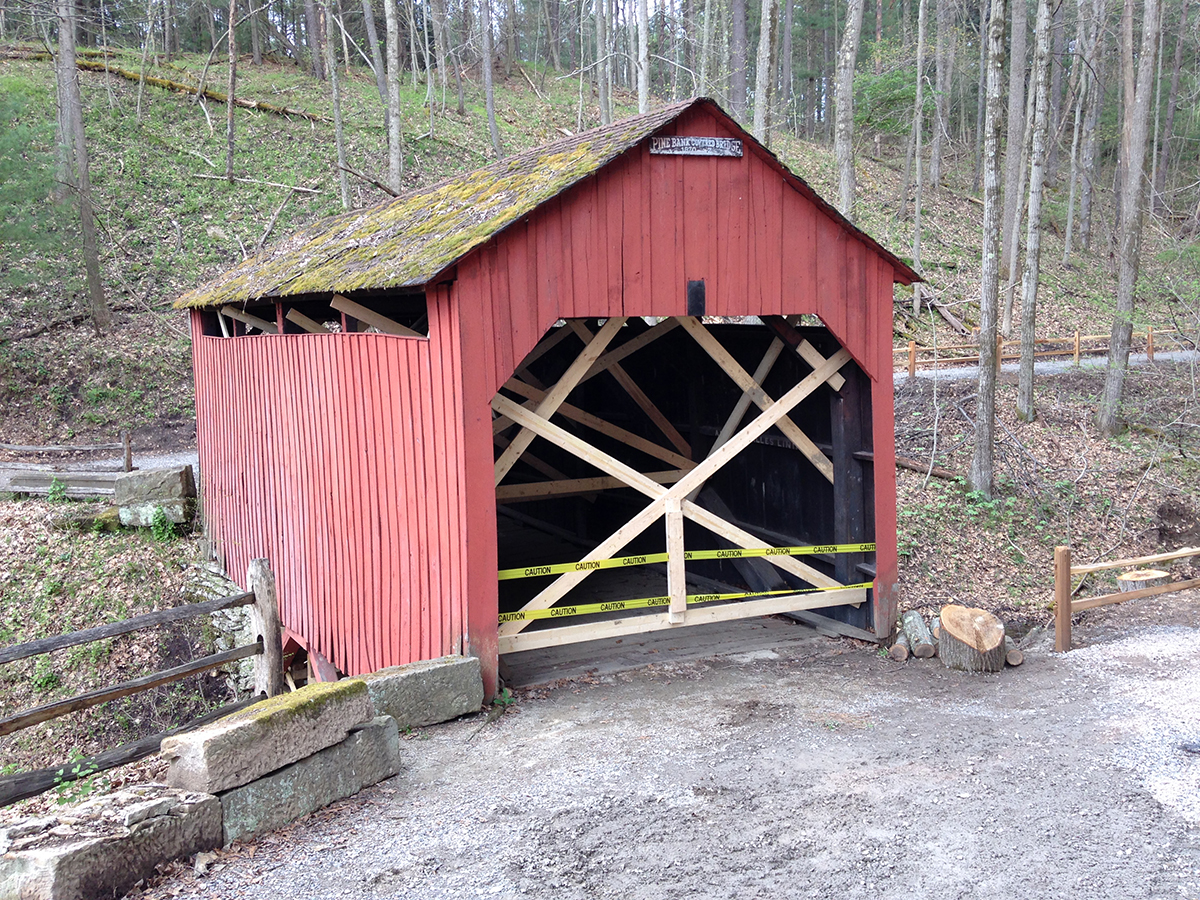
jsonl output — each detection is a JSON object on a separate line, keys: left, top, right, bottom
{"left": 134, "top": 597, "right": 1200, "bottom": 900}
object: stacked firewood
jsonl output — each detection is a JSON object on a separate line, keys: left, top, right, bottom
{"left": 888, "top": 606, "right": 1024, "bottom": 671}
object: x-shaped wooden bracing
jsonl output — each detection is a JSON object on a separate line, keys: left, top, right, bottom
{"left": 492, "top": 317, "right": 861, "bottom": 639}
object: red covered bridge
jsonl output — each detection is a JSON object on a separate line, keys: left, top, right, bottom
{"left": 178, "top": 98, "right": 917, "bottom": 696}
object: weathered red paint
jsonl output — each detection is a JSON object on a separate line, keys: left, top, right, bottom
{"left": 190, "top": 102, "right": 910, "bottom": 696}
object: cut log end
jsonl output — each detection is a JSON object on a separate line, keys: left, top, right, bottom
{"left": 939, "top": 604, "right": 1006, "bottom": 673}
{"left": 901, "top": 610, "right": 936, "bottom": 659}
{"left": 1004, "top": 636, "right": 1024, "bottom": 667}
{"left": 889, "top": 631, "right": 911, "bottom": 662}
{"left": 1116, "top": 569, "right": 1170, "bottom": 593}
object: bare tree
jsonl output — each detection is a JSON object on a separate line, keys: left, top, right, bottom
{"left": 1016, "top": 0, "right": 1053, "bottom": 420}
{"left": 637, "top": 0, "right": 650, "bottom": 111}
{"left": 597, "top": 0, "right": 612, "bottom": 123}
{"left": 362, "top": 0, "right": 390, "bottom": 116}
{"left": 730, "top": 0, "right": 748, "bottom": 118}
{"left": 912, "top": 0, "right": 927, "bottom": 271}
{"left": 1098, "top": 0, "right": 1161, "bottom": 434}
{"left": 969, "top": 0, "right": 1006, "bottom": 498}
{"left": 1152, "top": 0, "right": 1188, "bottom": 210}
{"left": 835, "top": 0, "right": 866, "bottom": 218}
{"left": 482, "top": 0, "right": 504, "bottom": 157}
{"left": 753, "top": 0, "right": 779, "bottom": 141}
{"left": 305, "top": 0, "right": 326, "bottom": 78}
{"left": 929, "top": 0, "right": 953, "bottom": 187}
{"left": 225, "top": 0, "right": 237, "bottom": 181}
{"left": 384, "top": 0, "right": 403, "bottom": 189}
{"left": 323, "top": 2, "right": 350, "bottom": 208}
{"left": 1000, "top": 0, "right": 1027, "bottom": 276}
{"left": 1078, "top": 0, "right": 1106, "bottom": 247}
{"left": 56, "top": 0, "right": 112, "bottom": 333}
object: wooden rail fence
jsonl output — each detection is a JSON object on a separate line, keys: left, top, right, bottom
{"left": 0, "top": 432, "right": 134, "bottom": 472}
{"left": 0, "top": 559, "right": 283, "bottom": 807}
{"left": 1053, "top": 545, "right": 1200, "bottom": 651}
{"left": 897, "top": 328, "right": 1166, "bottom": 377}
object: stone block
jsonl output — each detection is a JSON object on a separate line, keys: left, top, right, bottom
{"left": 219, "top": 716, "right": 400, "bottom": 845}
{"left": 160, "top": 679, "right": 371, "bottom": 794}
{"left": 0, "top": 786, "right": 220, "bottom": 900}
{"left": 115, "top": 465, "right": 196, "bottom": 527}
{"left": 358, "top": 655, "right": 484, "bottom": 730}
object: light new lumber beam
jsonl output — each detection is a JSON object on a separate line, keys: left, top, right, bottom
{"left": 762, "top": 316, "right": 847, "bottom": 390}
{"left": 1070, "top": 546, "right": 1200, "bottom": 575}
{"left": 496, "top": 469, "right": 688, "bottom": 501}
{"left": 493, "top": 346, "right": 852, "bottom": 635}
{"left": 679, "top": 317, "right": 835, "bottom": 484}
{"left": 330, "top": 294, "right": 422, "bottom": 337}
{"left": 498, "top": 378, "right": 695, "bottom": 470}
{"left": 498, "top": 587, "right": 867, "bottom": 654}
{"left": 221, "top": 305, "right": 278, "bottom": 334}
{"left": 579, "top": 317, "right": 681, "bottom": 384}
{"left": 569, "top": 320, "right": 692, "bottom": 457}
{"left": 494, "top": 316, "right": 627, "bottom": 485}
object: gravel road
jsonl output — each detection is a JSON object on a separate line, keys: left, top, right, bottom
{"left": 135, "top": 595, "right": 1200, "bottom": 900}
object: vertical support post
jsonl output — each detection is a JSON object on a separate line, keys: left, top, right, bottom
{"left": 1054, "top": 545, "right": 1072, "bottom": 653}
{"left": 1073, "top": 329, "right": 1080, "bottom": 365}
{"left": 247, "top": 558, "right": 285, "bottom": 696}
{"left": 275, "top": 301, "right": 285, "bottom": 334}
{"left": 830, "top": 365, "right": 866, "bottom": 593}
{"left": 121, "top": 431, "right": 132, "bottom": 472}
{"left": 666, "top": 497, "right": 686, "bottom": 624}
{"left": 1147, "top": 325, "right": 1154, "bottom": 362}
{"left": 907, "top": 341, "right": 917, "bottom": 378}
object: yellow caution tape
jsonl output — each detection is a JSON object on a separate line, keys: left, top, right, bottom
{"left": 497, "top": 581, "right": 874, "bottom": 623}
{"left": 497, "top": 542, "right": 876, "bottom": 581}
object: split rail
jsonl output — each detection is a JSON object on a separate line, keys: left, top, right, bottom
{"left": 897, "top": 328, "right": 1166, "bottom": 377}
{"left": 0, "top": 560, "right": 283, "bottom": 807}
{"left": 1053, "top": 545, "right": 1200, "bottom": 651}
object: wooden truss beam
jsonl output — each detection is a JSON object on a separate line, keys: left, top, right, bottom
{"left": 495, "top": 469, "right": 688, "bottom": 502}
{"left": 678, "top": 317, "right": 835, "bottom": 484}
{"left": 580, "top": 317, "right": 681, "bottom": 384}
{"left": 494, "top": 317, "right": 627, "bottom": 485}
{"left": 492, "top": 345, "right": 851, "bottom": 635}
{"left": 221, "top": 305, "right": 278, "bottom": 334}
{"left": 330, "top": 294, "right": 422, "bottom": 337}
{"left": 497, "top": 587, "right": 868, "bottom": 654}
{"left": 568, "top": 320, "right": 692, "bottom": 457}
{"left": 285, "top": 308, "right": 332, "bottom": 334}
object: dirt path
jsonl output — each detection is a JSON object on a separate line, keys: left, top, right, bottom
{"left": 132, "top": 598, "right": 1200, "bottom": 900}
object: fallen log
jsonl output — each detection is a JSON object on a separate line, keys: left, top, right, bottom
{"left": 1004, "top": 636, "right": 1024, "bottom": 667}
{"left": 74, "top": 60, "right": 327, "bottom": 121}
{"left": 889, "top": 631, "right": 910, "bottom": 662}
{"left": 930, "top": 614, "right": 941, "bottom": 640}
{"left": 901, "top": 610, "right": 936, "bottom": 659}
{"left": 939, "top": 604, "right": 1006, "bottom": 673}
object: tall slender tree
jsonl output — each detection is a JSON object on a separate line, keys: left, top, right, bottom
{"left": 1098, "top": 0, "right": 1161, "bottom": 434}
{"left": 1016, "top": 0, "right": 1053, "bottom": 420}
{"left": 835, "top": 0, "right": 866, "bottom": 218}
{"left": 637, "top": 0, "right": 650, "bottom": 111}
{"left": 225, "top": 0, "right": 237, "bottom": 181}
{"left": 384, "top": 0, "right": 403, "bottom": 189}
{"left": 970, "top": 0, "right": 1006, "bottom": 497}
{"left": 1000, "top": 0, "right": 1027, "bottom": 275}
{"left": 730, "top": 0, "right": 748, "bottom": 117}
{"left": 482, "top": 0, "right": 504, "bottom": 157}
{"left": 753, "top": 0, "right": 779, "bottom": 141}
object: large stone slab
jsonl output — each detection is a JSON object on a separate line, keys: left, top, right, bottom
{"left": 160, "top": 679, "right": 371, "bottom": 794}
{"left": 115, "top": 465, "right": 196, "bottom": 527}
{"left": 0, "top": 786, "right": 220, "bottom": 900}
{"left": 358, "top": 655, "right": 484, "bottom": 730}
{"left": 219, "top": 716, "right": 401, "bottom": 845}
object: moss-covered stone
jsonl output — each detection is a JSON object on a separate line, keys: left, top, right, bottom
{"left": 160, "top": 679, "right": 372, "bottom": 794}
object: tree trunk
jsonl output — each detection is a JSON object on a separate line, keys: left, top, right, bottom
{"left": 249, "top": 0, "right": 262, "bottom": 64}
{"left": 57, "top": 0, "right": 112, "bottom": 333}
{"left": 1063, "top": 0, "right": 1089, "bottom": 261}
{"left": 597, "top": 0, "right": 612, "bottom": 123}
{"left": 1000, "top": 0, "right": 1027, "bottom": 276}
{"left": 482, "top": 0, "right": 504, "bottom": 157}
{"left": 429, "top": 0, "right": 449, "bottom": 95}
{"left": 912, "top": 0, "right": 927, "bottom": 270}
{"left": 1079, "top": 0, "right": 1106, "bottom": 248}
{"left": 225, "top": 0, "right": 237, "bottom": 181}
{"left": 699, "top": 0, "right": 713, "bottom": 94}
{"left": 901, "top": 610, "right": 936, "bottom": 658}
{"left": 384, "top": 0, "right": 403, "bottom": 189}
{"left": 730, "top": 0, "right": 748, "bottom": 118}
{"left": 304, "top": 0, "right": 325, "bottom": 77}
{"left": 636, "top": 0, "right": 649, "bottom": 111}
{"left": 323, "top": 2, "right": 350, "bottom": 208}
{"left": 1001, "top": 80, "right": 1035, "bottom": 335}
{"left": 1044, "top": 0, "right": 1065, "bottom": 181}
{"left": 929, "top": 0, "right": 950, "bottom": 187}
{"left": 1017, "top": 0, "right": 1053, "bottom": 421}
{"left": 1098, "top": 0, "right": 1160, "bottom": 435}
{"left": 973, "top": 0, "right": 988, "bottom": 191}
{"left": 939, "top": 604, "right": 1006, "bottom": 672}
{"left": 1153, "top": 0, "right": 1188, "bottom": 210}
{"left": 969, "top": 0, "right": 1006, "bottom": 498}
{"left": 834, "top": 0, "right": 865, "bottom": 218}
{"left": 753, "top": 0, "right": 779, "bottom": 141}
{"left": 362, "top": 0, "right": 390, "bottom": 115}
{"left": 779, "top": 0, "right": 794, "bottom": 122}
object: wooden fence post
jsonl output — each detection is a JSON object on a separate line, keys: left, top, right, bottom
{"left": 121, "top": 432, "right": 133, "bottom": 472}
{"left": 247, "top": 559, "right": 285, "bottom": 697}
{"left": 1073, "top": 330, "right": 1080, "bottom": 365}
{"left": 907, "top": 341, "right": 917, "bottom": 379}
{"left": 1054, "top": 546, "right": 1072, "bottom": 652}
{"left": 1147, "top": 326, "right": 1154, "bottom": 362}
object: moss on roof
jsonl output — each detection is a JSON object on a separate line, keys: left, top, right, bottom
{"left": 177, "top": 98, "right": 917, "bottom": 310}
{"left": 176, "top": 102, "right": 694, "bottom": 309}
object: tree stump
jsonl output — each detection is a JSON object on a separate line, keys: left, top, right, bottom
{"left": 1116, "top": 569, "right": 1169, "bottom": 592}
{"left": 939, "top": 604, "right": 1006, "bottom": 673}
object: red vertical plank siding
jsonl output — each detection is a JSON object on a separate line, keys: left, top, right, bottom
{"left": 869, "top": 260, "right": 900, "bottom": 637}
